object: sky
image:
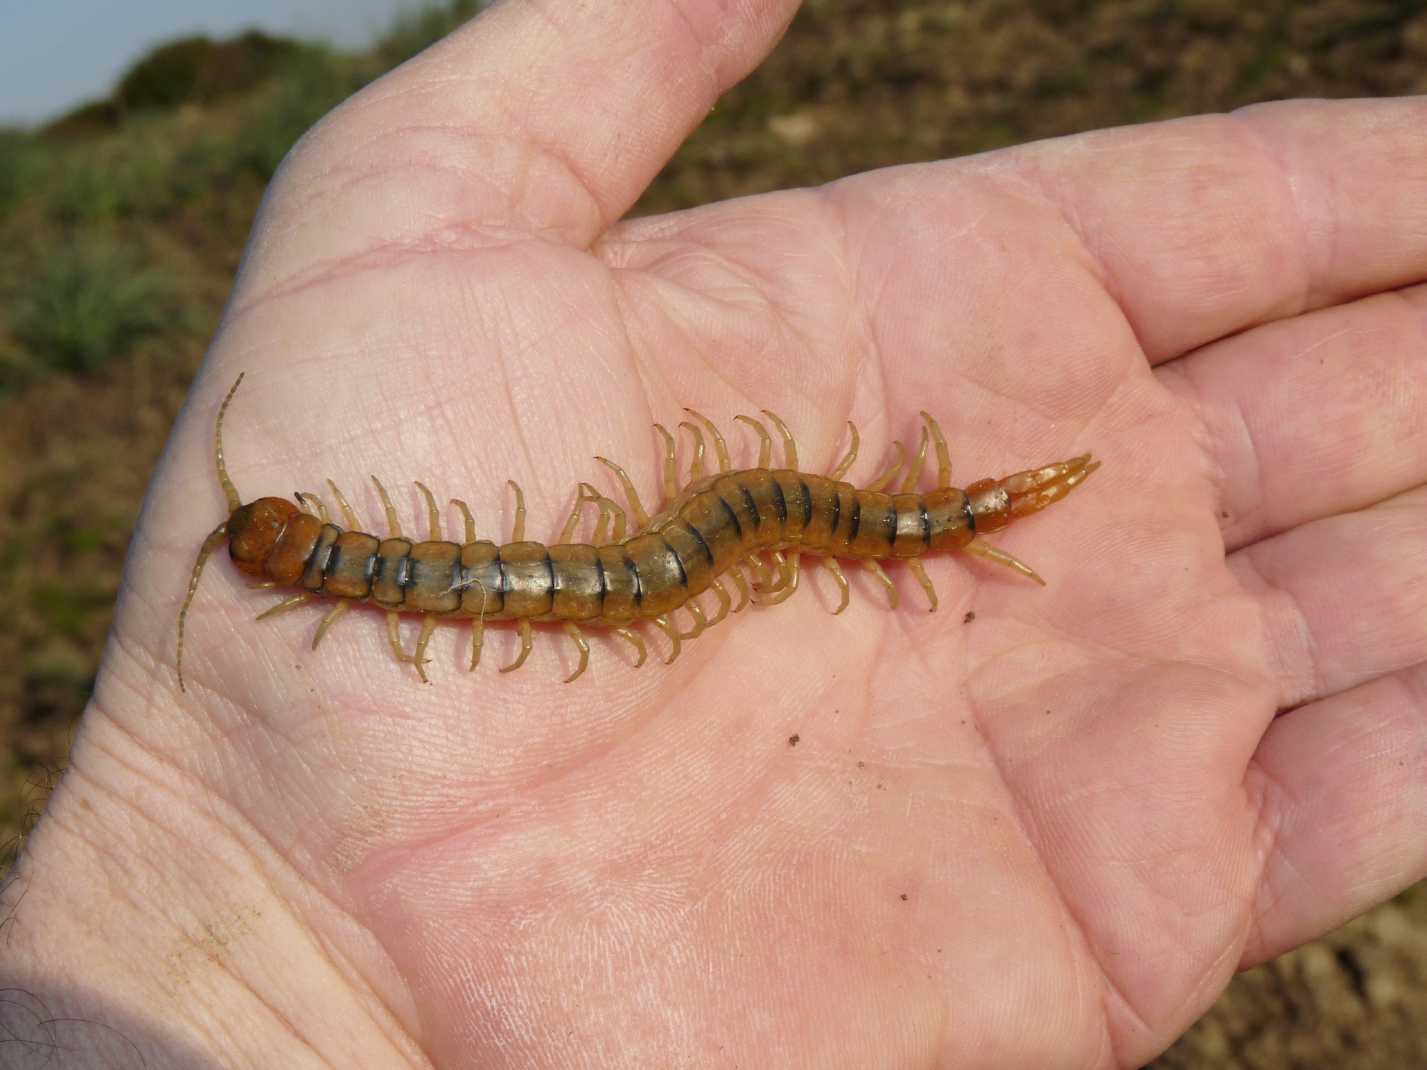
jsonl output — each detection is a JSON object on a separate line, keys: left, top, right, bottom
{"left": 0, "top": 0, "right": 435, "bottom": 126}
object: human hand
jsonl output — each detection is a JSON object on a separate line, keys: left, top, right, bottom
{"left": 6, "top": 2, "right": 1426, "bottom": 1067}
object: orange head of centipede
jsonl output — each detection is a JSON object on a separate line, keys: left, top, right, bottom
{"left": 225, "top": 496, "right": 299, "bottom": 577}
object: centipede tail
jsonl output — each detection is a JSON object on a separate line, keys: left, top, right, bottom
{"left": 175, "top": 378, "right": 1097, "bottom": 688}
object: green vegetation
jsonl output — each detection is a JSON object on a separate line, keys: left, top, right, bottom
{"left": 1, "top": 2, "right": 1425, "bottom": 1062}
{"left": 10, "top": 238, "right": 186, "bottom": 375}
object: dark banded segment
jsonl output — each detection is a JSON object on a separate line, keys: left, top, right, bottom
{"left": 406, "top": 540, "right": 463, "bottom": 613}
{"left": 847, "top": 491, "right": 896, "bottom": 558}
{"left": 924, "top": 487, "right": 976, "bottom": 553}
{"left": 624, "top": 532, "right": 688, "bottom": 616}
{"left": 499, "top": 541, "right": 556, "bottom": 618}
{"left": 459, "top": 541, "right": 504, "bottom": 616}
{"left": 549, "top": 544, "right": 604, "bottom": 621}
{"left": 300, "top": 522, "right": 341, "bottom": 591}
{"left": 660, "top": 522, "right": 715, "bottom": 599}
{"left": 371, "top": 537, "right": 413, "bottom": 607}
{"left": 594, "top": 543, "right": 639, "bottom": 621}
{"left": 890, "top": 493, "right": 928, "bottom": 559}
{"left": 732, "top": 469, "right": 787, "bottom": 549}
{"left": 796, "top": 474, "right": 845, "bottom": 551}
{"left": 323, "top": 530, "right": 380, "bottom": 599}
{"left": 772, "top": 471, "right": 809, "bottom": 543}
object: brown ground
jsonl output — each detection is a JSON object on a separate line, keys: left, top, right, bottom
{"left": 2, "top": 2, "right": 1424, "bottom": 1065}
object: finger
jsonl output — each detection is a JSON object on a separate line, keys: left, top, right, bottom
{"left": 1241, "top": 661, "right": 1427, "bottom": 968}
{"left": 1159, "top": 284, "right": 1427, "bottom": 550}
{"left": 1026, "top": 96, "right": 1427, "bottom": 361}
{"left": 273, "top": 0, "right": 799, "bottom": 244}
{"left": 1229, "top": 485, "right": 1427, "bottom": 710}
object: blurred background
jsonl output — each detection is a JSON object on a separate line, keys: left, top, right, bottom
{"left": 1, "top": 1, "right": 1424, "bottom": 1064}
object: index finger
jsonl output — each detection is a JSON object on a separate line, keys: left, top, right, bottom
{"left": 1023, "top": 96, "right": 1427, "bottom": 362}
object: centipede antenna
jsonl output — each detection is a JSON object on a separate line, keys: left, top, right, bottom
{"left": 176, "top": 522, "right": 230, "bottom": 692}
{"left": 215, "top": 373, "right": 245, "bottom": 512}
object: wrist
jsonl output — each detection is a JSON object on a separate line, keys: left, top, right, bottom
{"left": 0, "top": 694, "right": 424, "bottom": 1069}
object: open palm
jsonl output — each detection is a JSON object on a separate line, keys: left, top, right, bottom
{"left": 44, "top": 3, "right": 1426, "bottom": 1068}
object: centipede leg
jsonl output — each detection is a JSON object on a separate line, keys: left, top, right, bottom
{"left": 963, "top": 538, "right": 1047, "bottom": 586}
{"left": 594, "top": 455, "right": 651, "bottom": 528}
{"left": 176, "top": 522, "right": 231, "bottom": 692}
{"left": 508, "top": 481, "right": 526, "bottom": 542}
{"left": 585, "top": 485, "right": 612, "bottom": 544}
{"left": 296, "top": 491, "right": 330, "bottom": 522}
{"left": 312, "top": 599, "right": 353, "bottom": 649}
{"left": 558, "top": 484, "right": 592, "bottom": 543}
{"left": 500, "top": 619, "right": 533, "bottom": 673}
{"left": 612, "top": 626, "right": 647, "bottom": 667}
{"left": 734, "top": 415, "right": 773, "bottom": 468}
{"left": 651, "top": 615, "right": 682, "bottom": 664}
{"left": 762, "top": 410, "right": 799, "bottom": 470}
{"left": 906, "top": 560, "right": 939, "bottom": 611}
{"left": 728, "top": 567, "right": 752, "bottom": 612}
{"left": 706, "top": 579, "right": 732, "bottom": 627}
{"left": 765, "top": 550, "right": 792, "bottom": 594}
{"left": 328, "top": 480, "right": 360, "bottom": 528}
{"left": 655, "top": 423, "right": 679, "bottom": 502}
{"left": 865, "top": 441, "right": 907, "bottom": 493}
{"left": 414, "top": 481, "right": 442, "bottom": 541}
{"left": 257, "top": 593, "right": 313, "bottom": 620}
{"left": 604, "top": 495, "right": 628, "bottom": 541}
{"left": 371, "top": 476, "right": 402, "bottom": 537}
{"left": 920, "top": 412, "right": 953, "bottom": 487}
{"left": 828, "top": 422, "right": 860, "bottom": 481}
{"left": 562, "top": 622, "right": 590, "bottom": 683}
{"left": 678, "top": 421, "right": 707, "bottom": 483}
{"left": 749, "top": 552, "right": 785, "bottom": 599}
{"left": 451, "top": 498, "right": 477, "bottom": 542}
{"left": 764, "top": 551, "right": 801, "bottom": 605}
{"left": 900, "top": 429, "right": 929, "bottom": 492}
{"left": 469, "top": 613, "right": 485, "bottom": 670}
{"left": 684, "top": 409, "right": 732, "bottom": 472}
{"left": 745, "top": 553, "right": 776, "bottom": 594}
{"left": 678, "top": 599, "right": 709, "bottom": 640}
{"left": 408, "top": 614, "right": 438, "bottom": 683}
{"left": 864, "top": 560, "right": 899, "bottom": 609}
{"left": 386, "top": 611, "right": 414, "bottom": 663}
{"left": 822, "top": 557, "right": 851, "bottom": 614}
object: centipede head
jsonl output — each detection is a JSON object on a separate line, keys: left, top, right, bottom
{"left": 226, "top": 497, "right": 298, "bottom": 577}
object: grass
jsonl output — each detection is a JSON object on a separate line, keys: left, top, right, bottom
{"left": 0, "top": 1, "right": 1424, "bottom": 1064}
{"left": 9, "top": 237, "right": 188, "bottom": 377}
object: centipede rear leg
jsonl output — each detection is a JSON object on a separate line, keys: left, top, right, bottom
{"left": 964, "top": 539, "right": 1046, "bottom": 586}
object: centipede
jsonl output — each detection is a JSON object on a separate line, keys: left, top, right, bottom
{"left": 174, "top": 374, "right": 1099, "bottom": 690}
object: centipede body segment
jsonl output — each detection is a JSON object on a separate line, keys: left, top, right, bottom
{"left": 174, "top": 375, "right": 1099, "bottom": 689}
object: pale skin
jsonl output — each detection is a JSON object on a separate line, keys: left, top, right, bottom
{"left": 4, "top": 2, "right": 1427, "bottom": 1067}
